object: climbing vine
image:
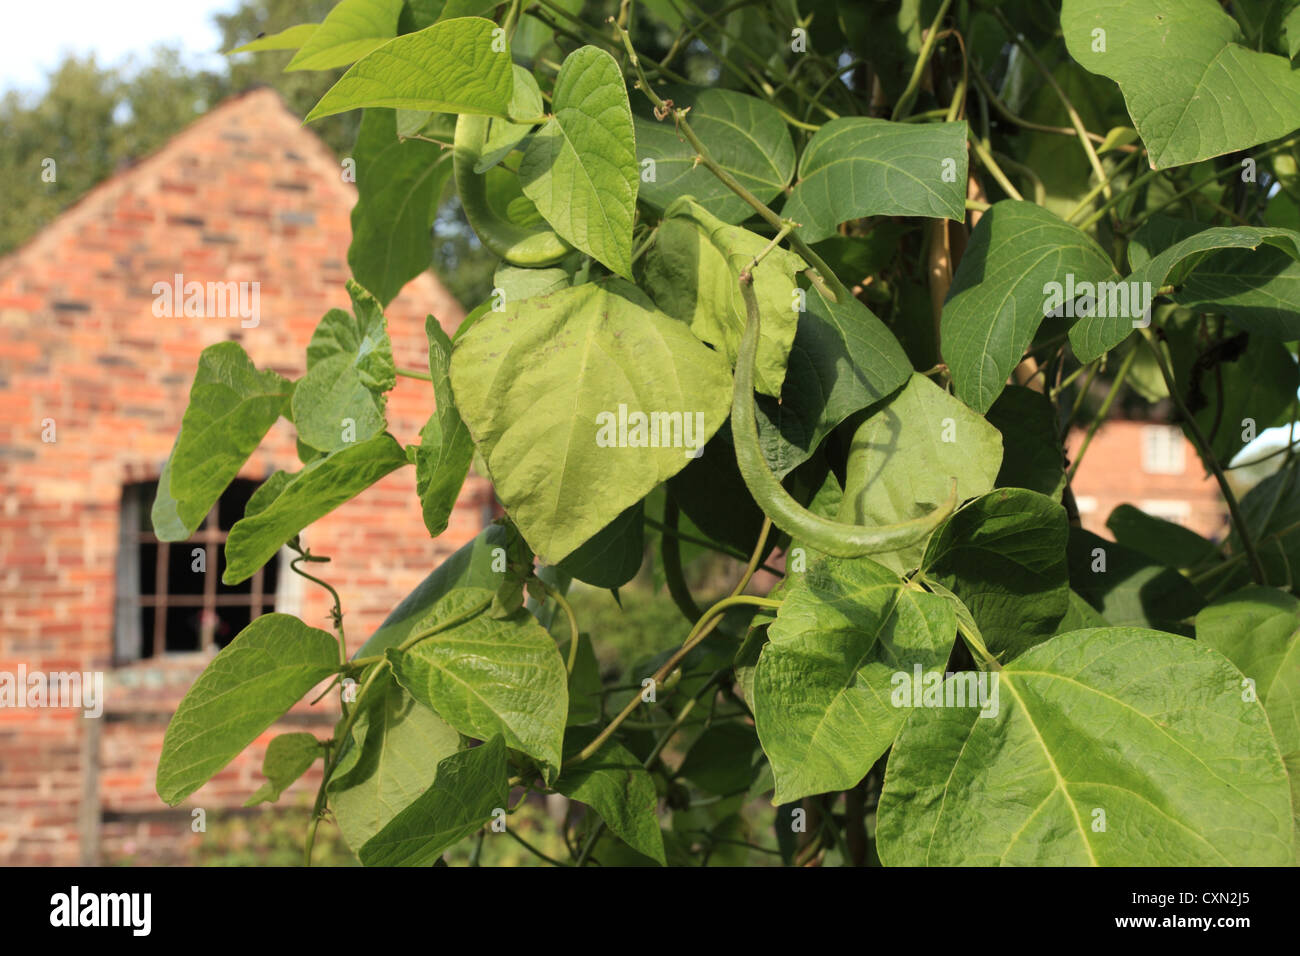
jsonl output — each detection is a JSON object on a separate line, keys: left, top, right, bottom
{"left": 155, "top": 0, "right": 1300, "bottom": 866}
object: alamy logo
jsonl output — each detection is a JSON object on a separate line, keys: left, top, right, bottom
{"left": 1043, "top": 273, "right": 1151, "bottom": 327}
{"left": 50, "top": 886, "right": 151, "bottom": 936}
{"left": 595, "top": 404, "right": 707, "bottom": 458}
{"left": 0, "top": 665, "right": 103, "bottom": 718}
{"left": 890, "top": 664, "right": 1000, "bottom": 718}
{"left": 152, "top": 273, "right": 260, "bottom": 328}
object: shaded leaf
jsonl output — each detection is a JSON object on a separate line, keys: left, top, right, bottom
{"left": 359, "top": 736, "right": 508, "bottom": 865}
{"left": 245, "top": 733, "right": 321, "bottom": 806}
{"left": 414, "top": 317, "right": 474, "bottom": 538}
{"left": 329, "top": 670, "right": 461, "bottom": 851}
{"left": 942, "top": 201, "right": 1114, "bottom": 411}
{"left": 156, "top": 615, "right": 339, "bottom": 805}
{"left": 634, "top": 86, "right": 795, "bottom": 223}
{"left": 557, "top": 731, "right": 665, "bottom": 864}
{"left": 782, "top": 117, "right": 968, "bottom": 243}
{"left": 923, "top": 489, "right": 1071, "bottom": 661}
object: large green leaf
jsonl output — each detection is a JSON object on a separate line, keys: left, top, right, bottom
{"left": 151, "top": 343, "right": 292, "bottom": 540}
{"left": 633, "top": 86, "right": 795, "bottom": 224}
{"left": 519, "top": 46, "right": 638, "bottom": 277}
{"left": 1236, "top": 462, "right": 1300, "bottom": 590}
{"left": 753, "top": 552, "right": 956, "bottom": 804}
{"left": 556, "top": 502, "right": 644, "bottom": 589}
{"left": 1074, "top": 221, "right": 1300, "bottom": 356}
{"left": 556, "top": 731, "right": 665, "bottom": 865}
{"left": 356, "top": 523, "right": 515, "bottom": 658}
{"left": 286, "top": 0, "right": 405, "bottom": 71}
{"left": 1061, "top": 0, "right": 1300, "bottom": 169}
{"left": 643, "top": 197, "right": 806, "bottom": 397}
{"left": 293, "top": 280, "right": 396, "bottom": 453}
{"left": 941, "top": 201, "right": 1115, "bottom": 411}
{"left": 305, "top": 17, "right": 513, "bottom": 121}
{"left": 156, "top": 614, "right": 340, "bottom": 805}
{"left": 1067, "top": 528, "right": 1205, "bottom": 634}
{"left": 387, "top": 587, "right": 568, "bottom": 775}
{"left": 877, "top": 627, "right": 1296, "bottom": 865}
{"left": 1106, "top": 503, "right": 1220, "bottom": 571}
{"left": 329, "top": 670, "right": 461, "bottom": 851}
{"left": 1129, "top": 219, "right": 1300, "bottom": 340}
{"left": 449, "top": 279, "right": 732, "bottom": 564}
{"left": 986, "top": 386, "right": 1066, "bottom": 500}
{"left": 781, "top": 118, "right": 968, "bottom": 243}
{"left": 359, "top": 735, "right": 509, "bottom": 865}
{"left": 223, "top": 433, "right": 408, "bottom": 584}
{"left": 1197, "top": 587, "right": 1300, "bottom": 756}
{"left": 413, "top": 317, "right": 474, "bottom": 538}
{"left": 923, "top": 489, "right": 1070, "bottom": 661}
{"left": 836, "top": 372, "right": 1003, "bottom": 573}
{"left": 348, "top": 109, "right": 451, "bottom": 307}
{"left": 754, "top": 286, "right": 912, "bottom": 478}
{"left": 245, "top": 733, "right": 321, "bottom": 807}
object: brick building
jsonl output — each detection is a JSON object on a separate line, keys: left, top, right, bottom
{"left": 0, "top": 89, "right": 493, "bottom": 865}
{"left": 1067, "top": 420, "right": 1228, "bottom": 540}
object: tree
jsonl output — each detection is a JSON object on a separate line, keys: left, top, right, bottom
{"left": 151, "top": 0, "right": 1300, "bottom": 867}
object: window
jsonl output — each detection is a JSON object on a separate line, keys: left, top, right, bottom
{"left": 113, "top": 479, "right": 280, "bottom": 660}
{"left": 1141, "top": 425, "right": 1185, "bottom": 475}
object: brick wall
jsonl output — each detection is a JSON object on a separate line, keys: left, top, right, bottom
{"left": 1066, "top": 420, "right": 1228, "bottom": 540}
{"left": 0, "top": 89, "right": 492, "bottom": 864}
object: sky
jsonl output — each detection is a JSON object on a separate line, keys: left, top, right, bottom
{"left": 1, "top": 0, "right": 239, "bottom": 95}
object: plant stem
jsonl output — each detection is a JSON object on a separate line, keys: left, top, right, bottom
{"left": 304, "top": 659, "right": 387, "bottom": 865}
{"left": 396, "top": 367, "right": 433, "bottom": 382}
{"left": 645, "top": 514, "right": 784, "bottom": 575}
{"left": 969, "top": 134, "right": 1024, "bottom": 202}
{"left": 567, "top": 594, "right": 781, "bottom": 768}
{"left": 504, "top": 826, "right": 571, "bottom": 867}
{"left": 289, "top": 552, "right": 347, "bottom": 667}
{"left": 1064, "top": 346, "right": 1136, "bottom": 485}
{"left": 892, "top": 0, "right": 954, "bottom": 120}
{"left": 730, "top": 516, "right": 772, "bottom": 597}
{"left": 990, "top": 6, "right": 1112, "bottom": 204}
{"left": 541, "top": 578, "right": 581, "bottom": 675}
{"left": 1140, "top": 329, "right": 1265, "bottom": 584}
{"left": 575, "top": 670, "right": 720, "bottom": 866}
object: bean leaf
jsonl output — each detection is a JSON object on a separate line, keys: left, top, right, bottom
{"left": 877, "top": 627, "right": 1296, "bottom": 865}
{"left": 156, "top": 614, "right": 340, "bottom": 805}
{"left": 449, "top": 278, "right": 732, "bottom": 564}
{"left": 520, "top": 46, "right": 638, "bottom": 278}
{"left": 305, "top": 16, "right": 513, "bottom": 121}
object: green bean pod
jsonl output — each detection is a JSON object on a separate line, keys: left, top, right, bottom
{"left": 730, "top": 275, "right": 958, "bottom": 558}
{"left": 453, "top": 113, "right": 572, "bottom": 267}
